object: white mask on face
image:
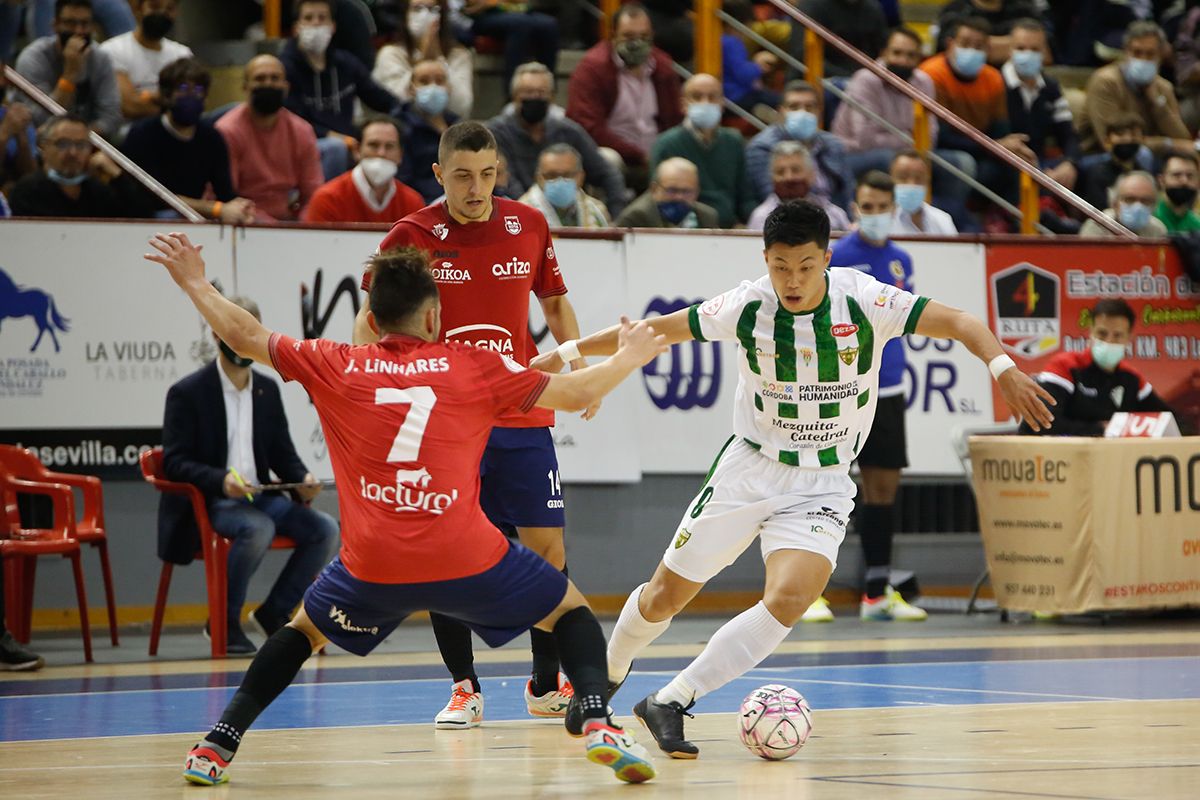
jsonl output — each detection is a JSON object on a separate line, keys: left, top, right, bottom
{"left": 407, "top": 6, "right": 438, "bottom": 39}
{"left": 360, "top": 156, "right": 398, "bottom": 186}
{"left": 298, "top": 24, "right": 333, "bottom": 55}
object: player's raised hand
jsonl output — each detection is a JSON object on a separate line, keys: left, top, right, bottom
{"left": 617, "top": 315, "right": 669, "bottom": 366}
{"left": 998, "top": 369, "right": 1056, "bottom": 432}
{"left": 144, "top": 232, "right": 207, "bottom": 287}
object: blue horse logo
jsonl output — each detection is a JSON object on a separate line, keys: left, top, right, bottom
{"left": 0, "top": 267, "right": 71, "bottom": 353}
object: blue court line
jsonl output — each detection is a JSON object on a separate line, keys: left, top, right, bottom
{"left": 1, "top": 655, "right": 1196, "bottom": 743}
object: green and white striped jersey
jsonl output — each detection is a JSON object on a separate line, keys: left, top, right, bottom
{"left": 687, "top": 268, "right": 929, "bottom": 470}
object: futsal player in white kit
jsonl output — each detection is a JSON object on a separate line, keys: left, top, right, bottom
{"left": 542, "top": 200, "right": 1056, "bottom": 757}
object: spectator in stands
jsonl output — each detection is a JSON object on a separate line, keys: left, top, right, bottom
{"left": 1075, "top": 113, "right": 1155, "bottom": 212}
{"left": 651, "top": 72, "right": 755, "bottom": 228}
{"left": 281, "top": 0, "right": 401, "bottom": 180}
{"left": 720, "top": 0, "right": 779, "bottom": 114}
{"left": 215, "top": 55, "right": 323, "bottom": 222}
{"left": 1173, "top": 5, "right": 1200, "bottom": 131}
{"left": 0, "top": 0, "right": 132, "bottom": 64}
{"left": 487, "top": 62, "right": 626, "bottom": 216}
{"left": 518, "top": 143, "right": 611, "bottom": 228}
{"left": 566, "top": 3, "right": 681, "bottom": 186}
{"left": 283, "top": 0, "right": 377, "bottom": 70}
{"left": 372, "top": 0, "right": 473, "bottom": 118}
{"left": 1020, "top": 299, "right": 1176, "bottom": 436}
{"left": 121, "top": 58, "right": 255, "bottom": 223}
{"left": 935, "top": 0, "right": 1046, "bottom": 64}
{"left": 1079, "top": 171, "right": 1168, "bottom": 237}
{"left": 446, "top": 0, "right": 557, "bottom": 89}
{"left": 396, "top": 57, "right": 455, "bottom": 202}
{"left": 99, "top": 0, "right": 192, "bottom": 129}
{"left": 11, "top": 0, "right": 121, "bottom": 138}
{"left": 747, "top": 80, "right": 854, "bottom": 210}
{"left": 833, "top": 27, "right": 941, "bottom": 177}
{"left": 1154, "top": 150, "right": 1200, "bottom": 233}
{"left": 7, "top": 113, "right": 139, "bottom": 216}
{"left": 789, "top": 0, "right": 888, "bottom": 79}
{"left": 303, "top": 116, "right": 424, "bottom": 223}
{"left": 1053, "top": 0, "right": 1184, "bottom": 66}
{"left": 1078, "top": 21, "right": 1192, "bottom": 157}
{"left": 641, "top": 0, "right": 691, "bottom": 63}
{"left": 615, "top": 156, "right": 720, "bottom": 228}
{"left": 747, "top": 140, "right": 851, "bottom": 231}
{"left": 0, "top": 94, "right": 35, "bottom": 192}
{"left": 889, "top": 149, "right": 958, "bottom": 235}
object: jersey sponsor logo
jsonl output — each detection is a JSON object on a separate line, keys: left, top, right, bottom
{"left": 760, "top": 381, "right": 797, "bottom": 402}
{"left": 359, "top": 467, "right": 460, "bottom": 515}
{"left": 504, "top": 215, "right": 522, "bottom": 235}
{"left": 444, "top": 323, "right": 515, "bottom": 353}
{"left": 433, "top": 249, "right": 459, "bottom": 258}
{"left": 810, "top": 505, "right": 846, "bottom": 529}
{"left": 754, "top": 347, "right": 781, "bottom": 360}
{"left": 809, "top": 524, "right": 835, "bottom": 538}
{"left": 874, "top": 291, "right": 888, "bottom": 307}
{"left": 432, "top": 223, "right": 449, "bottom": 240}
{"left": 771, "top": 418, "right": 851, "bottom": 445}
{"left": 673, "top": 528, "right": 692, "bottom": 548}
{"left": 790, "top": 380, "right": 858, "bottom": 403}
{"left": 431, "top": 262, "right": 472, "bottom": 283}
{"left": 547, "top": 498, "right": 564, "bottom": 509}
{"left": 831, "top": 323, "right": 859, "bottom": 337}
{"left": 838, "top": 346, "right": 859, "bottom": 365}
{"left": 992, "top": 263, "right": 1061, "bottom": 358}
{"left": 492, "top": 258, "right": 532, "bottom": 278}
{"left": 642, "top": 297, "right": 722, "bottom": 410}
{"left": 699, "top": 295, "right": 725, "bottom": 316}
{"left": 328, "top": 604, "right": 381, "bottom": 635}
{"left": 800, "top": 347, "right": 814, "bottom": 366}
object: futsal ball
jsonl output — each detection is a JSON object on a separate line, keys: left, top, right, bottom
{"left": 737, "top": 684, "right": 813, "bottom": 760}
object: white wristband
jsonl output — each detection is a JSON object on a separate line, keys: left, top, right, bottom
{"left": 988, "top": 354, "right": 1017, "bottom": 381}
{"left": 556, "top": 339, "right": 582, "bottom": 364}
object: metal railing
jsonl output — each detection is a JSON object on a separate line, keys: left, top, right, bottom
{"left": 3, "top": 64, "right": 206, "bottom": 222}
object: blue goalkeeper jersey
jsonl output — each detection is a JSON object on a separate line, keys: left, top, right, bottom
{"left": 829, "top": 231, "right": 914, "bottom": 392}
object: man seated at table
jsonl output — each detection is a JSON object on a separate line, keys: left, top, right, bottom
{"left": 1020, "top": 299, "right": 1177, "bottom": 436}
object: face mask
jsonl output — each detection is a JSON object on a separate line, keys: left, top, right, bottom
{"left": 1165, "top": 185, "right": 1198, "bottom": 209}
{"left": 519, "top": 97, "right": 549, "bottom": 125}
{"left": 298, "top": 24, "right": 333, "bottom": 55}
{"left": 774, "top": 178, "right": 809, "bottom": 200}
{"left": 415, "top": 84, "right": 448, "bottom": 116}
{"left": 951, "top": 46, "right": 987, "bottom": 79}
{"left": 1090, "top": 338, "right": 1125, "bottom": 372}
{"left": 249, "top": 86, "right": 285, "bottom": 115}
{"left": 407, "top": 6, "right": 438, "bottom": 39}
{"left": 171, "top": 95, "right": 205, "bottom": 127}
{"left": 858, "top": 212, "right": 892, "bottom": 242}
{"left": 887, "top": 63, "right": 914, "bottom": 81}
{"left": 894, "top": 183, "right": 925, "bottom": 213}
{"left": 687, "top": 102, "right": 721, "bottom": 131}
{"left": 360, "top": 156, "right": 398, "bottom": 186}
{"left": 218, "top": 340, "right": 253, "bottom": 368}
{"left": 1117, "top": 201, "right": 1151, "bottom": 231}
{"left": 657, "top": 199, "right": 691, "bottom": 225}
{"left": 1111, "top": 142, "right": 1140, "bottom": 162}
{"left": 47, "top": 168, "right": 87, "bottom": 186}
{"left": 1123, "top": 57, "right": 1159, "bottom": 87}
{"left": 1011, "top": 49, "right": 1043, "bottom": 79}
{"left": 784, "top": 109, "right": 818, "bottom": 140}
{"left": 543, "top": 177, "right": 577, "bottom": 208}
{"left": 616, "top": 38, "right": 651, "bottom": 67}
{"left": 141, "top": 12, "right": 174, "bottom": 40}
{"left": 58, "top": 31, "right": 89, "bottom": 49}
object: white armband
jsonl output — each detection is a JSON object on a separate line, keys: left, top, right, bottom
{"left": 556, "top": 339, "right": 582, "bottom": 364}
{"left": 988, "top": 354, "right": 1017, "bottom": 381}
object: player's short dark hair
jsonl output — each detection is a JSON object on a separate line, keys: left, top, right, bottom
{"left": 857, "top": 170, "right": 894, "bottom": 196}
{"left": 763, "top": 199, "right": 831, "bottom": 251}
{"left": 437, "top": 121, "right": 496, "bottom": 165}
{"left": 159, "top": 57, "right": 210, "bottom": 97}
{"left": 368, "top": 247, "right": 440, "bottom": 329}
{"left": 950, "top": 16, "right": 992, "bottom": 39}
{"left": 55, "top": 0, "right": 91, "bottom": 17}
{"left": 885, "top": 26, "right": 922, "bottom": 51}
{"left": 1093, "top": 299, "right": 1135, "bottom": 327}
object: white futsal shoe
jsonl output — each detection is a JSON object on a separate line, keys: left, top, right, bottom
{"left": 583, "top": 718, "right": 656, "bottom": 783}
{"left": 800, "top": 596, "right": 835, "bottom": 622}
{"left": 860, "top": 586, "right": 928, "bottom": 621}
{"left": 524, "top": 673, "right": 575, "bottom": 718}
{"left": 434, "top": 679, "right": 484, "bottom": 729}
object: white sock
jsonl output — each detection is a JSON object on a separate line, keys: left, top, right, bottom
{"left": 665, "top": 601, "right": 791, "bottom": 702}
{"left": 606, "top": 583, "right": 672, "bottom": 684}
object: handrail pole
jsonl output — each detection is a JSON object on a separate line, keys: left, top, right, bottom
{"left": 804, "top": 29, "right": 824, "bottom": 105}
{"left": 263, "top": 0, "right": 282, "bottom": 38}
{"left": 695, "top": 0, "right": 722, "bottom": 78}
{"left": 599, "top": 0, "right": 619, "bottom": 40}
{"left": 1019, "top": 172, "right": 1039, "bottom": 236}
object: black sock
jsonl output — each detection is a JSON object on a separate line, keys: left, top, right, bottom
{"left": 430, "top": 612, "right": 480, "bottom": 693}
{"left": 204, "top": 626, "right": 313, "bottom": 755}
{"left": 552, "top": 606, "right": 607, "bottom": 721}
{"left": 530, "top": 565, "right": 567, "bottom": 696}
{"left": 859, "top": 503, "right": 894, "bottom": 599}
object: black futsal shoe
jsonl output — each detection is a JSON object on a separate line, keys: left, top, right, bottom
{"left": 633, "top": 693, "right": 699, "bottom": 759}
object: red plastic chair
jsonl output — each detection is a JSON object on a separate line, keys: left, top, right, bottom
{"left": 138, "top": 447, "right": 295, "bottom": 659}
{"left": 0, "top": 446, "right": 118, "bottom": 646}
{"left": 0, "top": 467, "right": 93, "bottom": 663}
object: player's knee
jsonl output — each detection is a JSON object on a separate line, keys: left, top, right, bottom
{"left": 639, "top": 578, "right": 688, "bottom": 621}
{"left": 763, "top": 588, "right": 817, "bottom": 627}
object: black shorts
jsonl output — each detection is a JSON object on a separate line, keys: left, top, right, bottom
{"left": 856, "top": 393, "right": 908, "bottom": 470}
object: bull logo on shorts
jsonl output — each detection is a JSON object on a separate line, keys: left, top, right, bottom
{"left": 673, "top": 528, "right": 692, "bottom": 549}
{"left": 642, "top": 297, "right": 722, "bottom": 410}
{"left": 838, "top": 347, "right": 859, "bottom": 366}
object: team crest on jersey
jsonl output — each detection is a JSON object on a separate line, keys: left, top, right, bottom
{"left": 546, "top": 246, "right": 556, "bottom": 261}
{"left": 432, "top": 223, "right": 449, "bottom": 241}
{"left": 673, "top": 528, "right": 692, "bottom": 549}
{"left": 838, "top": 346, "right": 859, "bottom": 365}
{"left": 504, "top": 215, "right": 522, "bottom": 235}
{"left": 800, "top": 347, "right": 814, "bottom": 366}
{"left": 700, "top": 295, "right": 725, "bottom": 316}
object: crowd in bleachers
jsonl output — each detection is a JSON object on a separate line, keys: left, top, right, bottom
{"left": 3, "top": 0, "right": 1200, "bottom": 237}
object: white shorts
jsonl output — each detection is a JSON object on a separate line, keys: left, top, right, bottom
{"left": 661, "top": 437, "right": 856, "bottom": 584}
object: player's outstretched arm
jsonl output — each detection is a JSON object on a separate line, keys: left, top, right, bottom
{"left": 144, "top": 232, "right": 273, "bottom": 367}
{"left": 914, "top": 299, "right": 1056, "bottom": 432}
{"left": 530, "top": 308, "right": 694, "bottom": 374}
{"left": 536, "top": 317, "right": 669, "bottom": 411}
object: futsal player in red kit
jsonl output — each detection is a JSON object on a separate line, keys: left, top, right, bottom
{"left": 355, "top": 122, "right": 590, "bottom": 727}
{"left": 145, "top": 235, "right": 662, "bottom": 785}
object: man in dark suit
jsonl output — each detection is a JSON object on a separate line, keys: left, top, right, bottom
{"left": 159, "top": 295, "right": 338, "bottom": 654}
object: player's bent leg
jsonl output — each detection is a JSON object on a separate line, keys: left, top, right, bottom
{"left": 430, "top": 614, "right": 485, "bottom": 730}
{"left": 761, "top": 549, "right": 834, "bottom": 626}
{"left": 517, "top": 525, "right": 572, "bottom": 712}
